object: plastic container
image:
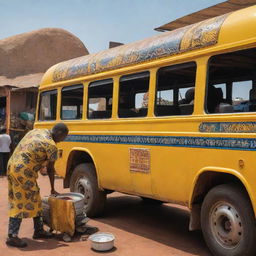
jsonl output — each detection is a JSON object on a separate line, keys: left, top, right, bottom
{"left": 19, "top": 112, "right": 34, "bottom": 121}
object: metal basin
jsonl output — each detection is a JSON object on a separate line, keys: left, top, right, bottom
{"left": 89, "top": 232, "right": 115, "bottom": 251}
{"left": 42, "top": 192, "right": 85, "bottom": 215}
{"left": 56, "top": 193, "right": 85, "bottom": 215}
{"left": 42, "top": 192, "right": 86, "bottom": 227}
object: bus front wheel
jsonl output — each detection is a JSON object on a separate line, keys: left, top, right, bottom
{"left": 201, "top": 183, "right": 256, "bottom": 256}
{"left": 70, "top": 163, "right": 106, "bottom": 217}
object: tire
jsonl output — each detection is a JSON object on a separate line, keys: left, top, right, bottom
{"left": 70, "top": 163, "right": 106, "bottom": 217}
{"left": 140, "top": 197, "right": 164, "bottom": 205}
{"left": 201, "top": 183, "right": 256, "bottom": 256}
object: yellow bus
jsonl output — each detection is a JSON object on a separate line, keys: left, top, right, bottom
{"left": 35, "top": 5, "right": 256, "bottom": 256}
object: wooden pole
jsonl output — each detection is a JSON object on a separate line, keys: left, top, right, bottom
{"left": 6, "top": 88, "right": 11, "bottom": 134}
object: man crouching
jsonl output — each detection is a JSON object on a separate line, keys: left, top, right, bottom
{"left": 6, "top": 123, "right": 69, "bottom": 248}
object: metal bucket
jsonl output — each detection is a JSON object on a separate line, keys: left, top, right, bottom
{"left": 42, "top": 192, "right": 88, "bottom": 230}
{"left": 55, "top": 192, "right": 85, "bottom": 215}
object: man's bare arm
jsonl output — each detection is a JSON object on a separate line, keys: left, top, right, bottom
{"left": 47, "top": 161, "right": 59, "bottom": 195}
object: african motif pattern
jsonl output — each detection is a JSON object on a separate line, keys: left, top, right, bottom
{"left": 52, "top": 14, "right": 229, "bottom": 82}
{"left": 8, "top": 216, "right": 43, "bottom": 236}
{"left": 7, "top": 129, "right": 58, "bottom": 218}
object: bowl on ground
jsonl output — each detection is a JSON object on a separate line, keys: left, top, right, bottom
{"left": 89, "top": 232, "right": 115, "bottom": 251}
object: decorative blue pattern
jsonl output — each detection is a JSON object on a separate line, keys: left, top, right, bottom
{"left": 199, "top": 122, "right": 256, "bottom": 133}
{"left": 65, "top": 134, "right": 256, "bottom": 151}
{"left": 52, "top": 14, "right": 228, "bottom": 82}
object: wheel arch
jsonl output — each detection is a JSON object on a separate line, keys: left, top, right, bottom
{"left": 63, "top": 147, "right": 100, "bottom": 189}
{"left": 188, "top": 167, "right": 255, "bottom": 231}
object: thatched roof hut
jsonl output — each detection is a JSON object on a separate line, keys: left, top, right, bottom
{"left": 0, "top": 28, "right": 89, "bottom": 138}
{"left": 0, "top": 28, "right": 88, "bottom": 88}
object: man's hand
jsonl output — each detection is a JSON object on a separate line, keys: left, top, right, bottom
{"left": 51, "top": 189, "right": 60, "bottom": 196}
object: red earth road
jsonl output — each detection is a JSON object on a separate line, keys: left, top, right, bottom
{"left": 0, "top": 175, "right": 211, "bottom": 256}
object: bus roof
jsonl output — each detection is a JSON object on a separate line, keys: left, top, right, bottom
{"left": 40, "top": 5, "right": 256, "bottom": 87}
{"left": 155, "top": 0, "right": 256, "bottom": 32}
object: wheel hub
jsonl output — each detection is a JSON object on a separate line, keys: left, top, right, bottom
{"left": 210, "top": 202, "right": 243, "bottom": 249}
{"left": 75, "top": 177, "right": 92, "bottom": 207}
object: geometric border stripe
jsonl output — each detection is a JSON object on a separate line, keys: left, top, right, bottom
{"left": 65, "top": 134, "right": 256, "bottom": 151}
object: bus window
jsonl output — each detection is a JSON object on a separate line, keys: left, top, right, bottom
{"left": 214, "top": 83, "right": 227, "bottom": 99}
{"left": 155, "top": 62, "right": 196, "bottom": 116}
{"left": 232, "top": 81, "right": 252, "bottom": 111}
{"left": 207, "top": 47, "right": 256, "bottom": 113}
{"left": 61, "top": 84, "right": 84, "bottom": 120}
{"left": 118, "top": 71, "right": 150, "bottom": 118}
{"left": 38, "top": 90, "right": 57, "bottom": 121}
{"left": 88, "top": 79, "right": 113, "bottom": 119}
{"left": 156, "top": 89, "right": 174, "bottom": 106}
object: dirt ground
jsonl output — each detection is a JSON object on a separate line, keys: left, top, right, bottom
{"left": 0, "top": 175, "right": 211, "bottom": 256}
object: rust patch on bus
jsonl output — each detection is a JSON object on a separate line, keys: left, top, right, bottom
{"left": 129, "top": 148, "right": 150, "bottom": 173}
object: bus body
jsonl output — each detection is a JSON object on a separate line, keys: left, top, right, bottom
{"left": 35, "top": 6, "right": 256, "bottom": 255}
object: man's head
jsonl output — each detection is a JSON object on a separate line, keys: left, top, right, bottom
{"left": 51, "top": 123, "right": 69, "bottom": 143}
{"left": 185, "top": 88, "right": 195, "bottom": 103}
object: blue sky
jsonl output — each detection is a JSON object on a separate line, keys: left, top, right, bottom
{"left": 0, "top": 0, "right": 224, "bottom": 53}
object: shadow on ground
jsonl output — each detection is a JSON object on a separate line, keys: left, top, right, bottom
{"left": 96, "top": 195, "right": 211, "bottom": 256}
{"left": 18, "top": 238, "right": 69, "bottom": 251}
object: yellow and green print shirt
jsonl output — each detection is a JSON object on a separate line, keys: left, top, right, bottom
{"left": 7, "top": 129, "right": 58, "bottom": 218}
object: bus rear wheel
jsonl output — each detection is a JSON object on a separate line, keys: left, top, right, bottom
{"left": 201, "top": 183, "right": 256, "bottom": 256}
{"left": 70, "top": 163, "right": 106, "bottom": 217}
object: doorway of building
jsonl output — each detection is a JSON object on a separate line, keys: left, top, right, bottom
{"left": 0, "top": 97, "right": 6, "bottom": 128}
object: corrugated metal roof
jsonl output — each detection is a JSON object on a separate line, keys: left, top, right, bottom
{"left": 155, "top": 0, "right": 256, "bottom": 31}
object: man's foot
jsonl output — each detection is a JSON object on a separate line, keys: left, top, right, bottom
{"left": 33, "top": 230, "right": 54, "bottom": 239}
{"left": 6, "top": 236, "right": 28, "bottom": 248}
